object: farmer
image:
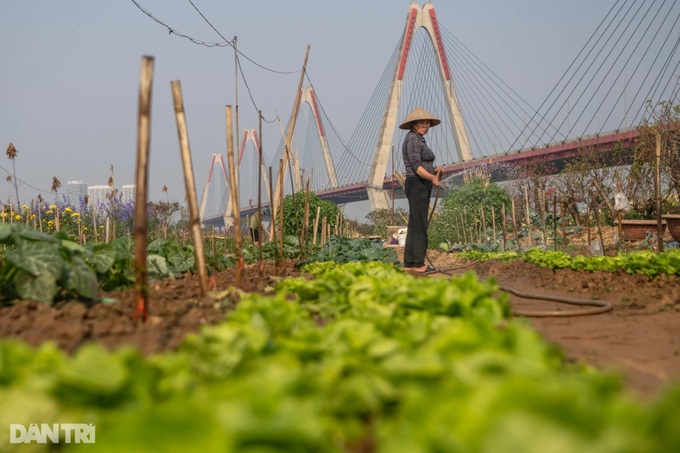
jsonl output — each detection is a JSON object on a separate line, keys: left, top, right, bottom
{"left": 400, "top": 107, "right": 442, "bottom": 273}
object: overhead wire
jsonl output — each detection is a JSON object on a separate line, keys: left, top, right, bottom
{"left": 129, "top": 0, "right": 300, "bottom": 125}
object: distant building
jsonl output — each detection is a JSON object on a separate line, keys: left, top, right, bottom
{"left": 87, "top": 185, "right": 113, "bottom": 214}
{"left": 66, "top": 180, "right": 88, "bottom": 211}
{"left": 121, "top": 184, "right": 136, "bottom": 204}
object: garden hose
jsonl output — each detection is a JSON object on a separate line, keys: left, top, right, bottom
{"left": 422, "top": 265, "right": 613, "bottom": 318}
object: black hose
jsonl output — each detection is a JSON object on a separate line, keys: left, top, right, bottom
{"left": 424, "top": 265, "right": 613, "bottom": 318}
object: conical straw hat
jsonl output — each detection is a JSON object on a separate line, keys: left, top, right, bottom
{"left": 399, "top": 107, "right": 441, "bottom": 130}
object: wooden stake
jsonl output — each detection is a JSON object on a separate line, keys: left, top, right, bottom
{"left": 133, "top": 56, "right": 154, "bottom": 322}
{"left": 586, "top": 206, "right": 591, "bottom": 246}
{"left": 655, "top": 133, "right": 664, "bottom": 252}
{"left": 511, "top": 199, "right": 520, "bottom": 251}
{"left": 616, "top": 172, "right": 623, "bottom": 241}
{"left": 313, "top": 205, "right": 321, "bottom": 246}
{"left": 479, "top": 206, "right": 486, "bottom": 244}
{"left": 525, "top": 186, "right": 533, "bottom": 246}
{"left": 553, "top": 195, "right": 557, "bottom": 251}
{"left": 257, "top": 110, "right": 264, "bottom": 276}
{"left": 491, "top": 207, "right": 497, "bottom": 244}
{"left": 501, "top": 204, "right": 507, "bottom": 251}
{"left": 225, "top": 105, "right": 243, "bottom": 287}
{"left": 172, "top": 80, "right": 209, "bottom": 295}
{"left": 560, "top": 202, "right": 566, "bottom": 244}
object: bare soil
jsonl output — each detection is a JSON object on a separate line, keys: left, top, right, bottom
{"left": 1, "top": 232, "right": 679, "bottom": 400}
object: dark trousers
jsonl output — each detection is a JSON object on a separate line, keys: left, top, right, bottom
{"left": 404, "top": 176, "right": 432, "bottom": 268}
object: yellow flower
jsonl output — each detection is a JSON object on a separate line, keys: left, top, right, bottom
{"left": 50, "top": 205, "right": 56, "bottom": 210}
{"left": 21, "top": 205, "right": 29, "bottom": 211}
{"left": 64, "top": 207, "right": 73, "bottom": 213}
{"left": 0, "top": 213, "right": 7, "bottom": 218}
{"left": 70, "top": 212, "right": 80, "bottom": 218}
{"left": 14, "top": 215, "right": 21, "bottom": 221}
{"left": 46, "top": 210, "right": 53, "bottom": 215}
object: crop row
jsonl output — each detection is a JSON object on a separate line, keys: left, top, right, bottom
{"left": 1, "top": 261, "right": 678, "bottom": 452}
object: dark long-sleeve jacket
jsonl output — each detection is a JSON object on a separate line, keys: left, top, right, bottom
{"left": 402, "top": 130, "right": 435, "bottom": 177}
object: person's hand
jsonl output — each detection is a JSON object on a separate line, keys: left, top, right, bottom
{"left": 432, "top": 176, "right": 440, "bottom": 186}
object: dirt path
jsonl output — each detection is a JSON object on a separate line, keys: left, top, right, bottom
{"left": 423, "top": 250, "right": 680, "bottom": 399}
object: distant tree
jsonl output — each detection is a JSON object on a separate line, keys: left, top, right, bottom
{"left": 430, "top": 177, "right": 511, "bottom": 246}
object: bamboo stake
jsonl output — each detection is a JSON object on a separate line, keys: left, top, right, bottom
{"left": 133, "top": 56, "right": 154, "bottom": 322}
{"left": 480, "top": 206, "right": 486, "bottom": 243}
{"left": 553, "top": 195, "right": 557, "bottom": 251}
{"left": 491, "top": 207, "right": 497, "bottom": 244}
{"left": 257, "top": 111, "right": 264, "bottom": 276}
{"left": 586, "top": 206, "right": 591, "bottom": 246}
{"left": 225, "top": 105, "right": 243, "bottom": 287}
{"left": 560, "top": 203, "right": 566, "bottom": 244}
{"left": 172, "top": 80, "right": 209, "bottom": 295}
{"left": 524, "top": 186, "right": 533, "bottom": 247}
{"left": 321, "top": 216, "right": 327, "bottom": 246}
{"left": 541, "top": 189, "right": 547, "bottom": 246}
{"left": 268, "top": 166, "right": 275, "bottom": 241}
{"left": 616, "top": 172, "right": 623, "bottom": 241}
{"left": 313, "top": 205, "right": 321, "bottom": 246}
{"left": 302, "top": 178, "right": 310, "bottom": 256}
{"left": 511, "top": 199, "right": 519, "bottom": 251}
{"left": 278, "top": 158, "right": 285, "bottom": 268}
{"left": 501, "top": 204, "right": 508, "bottom": 252}
{"left": 655, "top": 133, "right": 664, "bottom": 252}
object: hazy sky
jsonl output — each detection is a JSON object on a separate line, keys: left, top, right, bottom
{"left": 0, "top": 0, "right": 613, "bottom": 219}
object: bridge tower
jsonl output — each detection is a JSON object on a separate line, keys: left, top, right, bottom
{"left": 367, "top": 1, "right": 472, "bottom": 210}
{"left": 199, "top": 129, "right": 268, "bottom": 227}
{"left": 235, "top": 128, "right": 272, "bottom": 213}
{"left": 198, "top": 153, "right": 229, "bottom": 225}
{"left": 272, "top": 85, "right": 339, "bottom": 213}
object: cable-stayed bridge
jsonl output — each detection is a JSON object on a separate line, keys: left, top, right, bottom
{"left": 202, "top": 0, "right": 680, "bottom": 228}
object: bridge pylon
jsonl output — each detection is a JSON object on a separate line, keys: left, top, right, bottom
{"left": 367, "top": 1, "right": 472, "bottom": 211}
{"left": 199, "top": 153, "right": 229, "bottom": 225}
{"left": 238, "top": 128, "right": 272, "bottom": 211}
{"left": 273, "top": 85, "right": 339, "bottom": 212}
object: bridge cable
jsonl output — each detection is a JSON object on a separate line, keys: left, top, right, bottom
{"left": 627, "top": 18, "right": 680, "bottom": 125}
{"left": 538, "top": 0, "right": 641, "bottom": 145}
{"left": 604, "top": 4, "right": 680, "bottom": 132}
{"left": 507, "top": 0, "right": 629, "bottom": 152}
{"left": 559, "top": 0, "right": 670, "bottom": 141}
{"left": 441, "top": 27, "right": 554, "bottom": 152}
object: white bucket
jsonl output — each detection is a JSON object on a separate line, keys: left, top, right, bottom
{"left": 397, "top": 228, "right": 407, "bottom": 247}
